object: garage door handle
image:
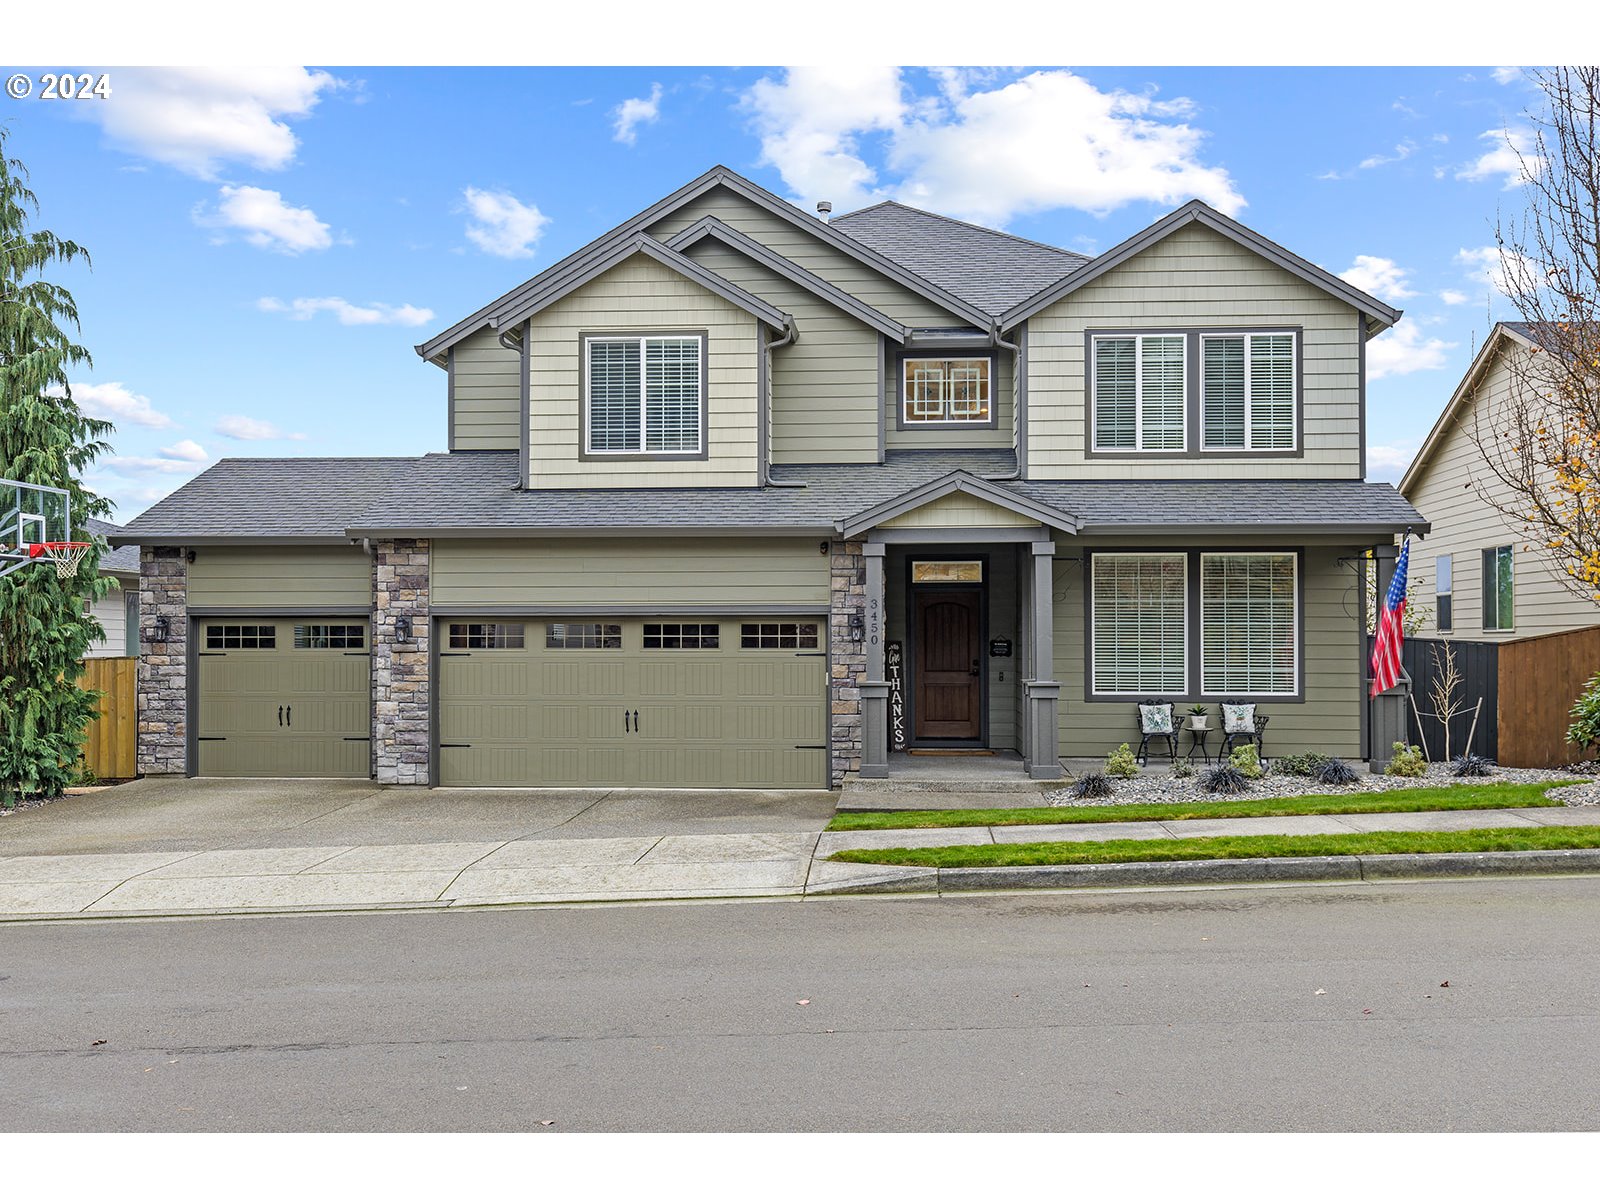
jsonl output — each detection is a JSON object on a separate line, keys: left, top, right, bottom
{"left": 286, "top": 705, "right": 291, "bottom": 727}
{"left": 632, "top": 709, "right": 640, "bottom": 732}
{"left": 277, "top": 705, "right": 283, "bottom": 727}
{"left": 624, "top": 710, "right": 631, "bottom": 732}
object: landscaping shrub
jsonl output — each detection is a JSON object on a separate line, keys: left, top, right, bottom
{"left": 1313, "top": 757, "right": 1361, "bottom": 786}
{"left": 1201, "top": 765, "right": 1250, "bottom": 794}
{"left": 1275, "top": 752, "right": 1333, "bottom": 778}
{"left": 1105, "top": 743, "right": 1140, "bottom": 779}
{"left": 1070, "top": 772, "right": 1115, "bottom": 800}
{"left": 1228, "top": 744, "right": 1264, "bottom": 779}
{"left": 1172, "top": 761, "right": 1195, "bottom": 780}
{"left": 1451, "top": 754, "right": 1496, "bottom": 777}
{"left": 1568, "top": 672, "right": 1600, "bottom": 752}
{"left": 1385, "top": 742, "right": 1427, "bottom": 778}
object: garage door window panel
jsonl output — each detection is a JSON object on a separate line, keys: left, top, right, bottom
{"left": 206, "top": 624, "right": 276, "bottom": 650}
{"left": 293, "top": 624, "right": 365, "bottom": 649}
{"left": 740, "top": 622, "right": 819, "bottom": 650}
{"left": 448, "top": 622, "right": 526, "bottom": 650}
{"left": 643, "top": 622, "right": 720, "bottom": 649}
{"left": 546, "top": 622, "right": 623, "bottom": 649}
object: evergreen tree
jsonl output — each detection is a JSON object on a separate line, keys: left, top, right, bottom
{"left": 0, "top": 126, "right": 113, "bottom": 808}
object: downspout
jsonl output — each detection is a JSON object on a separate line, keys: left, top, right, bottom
{"left": 984, "top": 322, "right": 1023, "bottom": 481}
{"left": 763, "top": 317, "right": 807, "bottom": 488}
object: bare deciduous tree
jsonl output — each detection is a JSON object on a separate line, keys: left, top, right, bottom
{"left": 1468, "top": 67, "right": 1600, "bottom": 604}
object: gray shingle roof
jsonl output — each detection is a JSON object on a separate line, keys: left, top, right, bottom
{"left": 112, "top": 450, "right": 1423, "bottom": 542}
{"left": 84, "top": 517, "right": 139, "bottom": 575}
{"left": 829, "top": 201, "right": 1090, "bottom": 317}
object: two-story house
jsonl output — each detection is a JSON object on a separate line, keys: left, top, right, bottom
{"left": 1402, "top": 321, "right": 1600, "bottom": 642}
{"left": 114, "top": 165, "right": 1423, "bottom": 790}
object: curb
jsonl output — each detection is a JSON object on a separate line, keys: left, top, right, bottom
{"left": 833, "top": 848, "right": 1600, "bottom": 894}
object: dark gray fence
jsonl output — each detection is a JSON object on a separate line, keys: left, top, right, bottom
{"left": 1368, "top": 636, "right": 1499, "bottom": 762}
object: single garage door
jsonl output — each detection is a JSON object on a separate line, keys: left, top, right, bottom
{"left": 437, "top": 617, "right": 827, "bottom": 788}
{"left": 195, "top": 618, "right": 371, "bottom": 777}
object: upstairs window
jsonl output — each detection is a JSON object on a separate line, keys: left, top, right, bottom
{"left": 1201, "top": 333, "right": 1297, "bottom": 450}
{"left": 1092, "top": 335, "right": 1186, "bottom": 451}
{"left": 1435, "top": 554, "right": 1453, "bottom": 633}
{"left": 902, "top": 357, "right": 992, "bottom": 424}
{"left": 1482, "top": 545, "right": 1514, "bottom": 632}
{"left": 585, "top": 334, "right": 703, "bottom": 455}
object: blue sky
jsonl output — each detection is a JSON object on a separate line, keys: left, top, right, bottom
{"left": 1, "top": 64, "right": 1546, "bottom": 517}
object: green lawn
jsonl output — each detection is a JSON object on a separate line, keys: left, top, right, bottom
{"left": 829, "top": 825, "right": 1600, "bottom": 869}
{"left": 826, "top": 782, "right": 1575, "bottom": 832}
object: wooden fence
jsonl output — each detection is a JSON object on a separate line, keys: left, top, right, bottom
{"left": 1498, "top": 626, "right": 1600, "bottom": 767}
{"left": 79, "top": 656, "right": 136, "bottom": 780}
{"left": 1367, "top": 636, "right": 1499, "bottom": 762}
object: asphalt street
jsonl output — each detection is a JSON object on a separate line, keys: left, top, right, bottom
{"left": 4, "top": 876, "right": 1598, "bottom": 1131}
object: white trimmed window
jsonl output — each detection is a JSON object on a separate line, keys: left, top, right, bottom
{"left": 1090, "top": 553, "right": 1188, "bottom": 695}
{"left": 1092, "top": 335, "right": 1186, "bottom": 451}
{"left": 902, "top": 357, "right": 992, "bottom": 424}
{"left": 1200, "top": 553, "right": 1298, "bottom": 695}
{"left": 585, "top": 335, "right": 702, "bottom": 454}
{"left": 1201, "top": 333, "right": 1297, "bottom": 450}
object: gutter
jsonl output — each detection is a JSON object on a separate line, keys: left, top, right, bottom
{"left": 762, "top": 317, "right": 807, "bottom": 489}
{"left": 983, "top": 322, "right": 1023, "bottom": 481}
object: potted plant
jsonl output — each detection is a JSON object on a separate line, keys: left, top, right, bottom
{"left": 1186, "top": 704, "right": 1210, "bottom": 731}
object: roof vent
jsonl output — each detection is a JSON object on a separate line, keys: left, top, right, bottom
{"left": 816, "top": 200, "right": 833, "bottom": 222}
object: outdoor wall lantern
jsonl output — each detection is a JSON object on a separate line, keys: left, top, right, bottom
{"left": 394, "top": 616, "right": 413, "bottom": 642}
{"left": 848, "top": 612, "right": 864, "bottom": 643}
{"left": 152, "top": 615, "right": 170, "bottom": 642}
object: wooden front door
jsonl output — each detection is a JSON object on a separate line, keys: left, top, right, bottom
{"left": 913, "top": 590, "right": 982, "bottom": 741}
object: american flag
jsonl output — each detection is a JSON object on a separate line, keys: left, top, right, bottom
{"left": 1369, "top": 538, "right": 1411, "bottom": 697}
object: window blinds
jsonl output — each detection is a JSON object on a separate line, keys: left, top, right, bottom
{"left": 1091, "top": 553, "right": 1188, "bottom": 694}
{"left": 587, "top": 336, "right": 701, "bottom": 453}
{"left": 1200, "top": 553, "right": 1297, "bottom": 694}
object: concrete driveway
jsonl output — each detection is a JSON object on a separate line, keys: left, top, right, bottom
{"left": 0, "top": 778, "right": 859, "bottom": 918}
{"left": 0, "top": 777, "right": 838, "bottom": 856}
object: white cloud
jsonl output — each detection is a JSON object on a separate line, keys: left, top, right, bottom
{"left": 1357, "top": 139, "right": 1417, "bottom": 171}
{"left": 81, "top": 67, "right": 341, "bottom": 178}
{"left": 742, "top": 67, "right": 1245, "bottom": 225}
{"left": 1368, "top": 322, "right": 1457, "bottom": 380}
{"left": 1365, "top": 443, "right": 1419, "bottom": 482}
{"left": 256, "top": 296, "right": 435, "bottom": 327}
{"left": 1457, "top": 128, "right": 1543, "bottom": 188}
{"left": 1491, "top": 67, "right": 1523, "bottom": 85}
{"left": 100, "top": 440, "right": 212, "bottom": 476}
{"left": 213, "top": 415, "right": 306, "bottom": 442}
{"left": 1439, "top": 289, "right": 1470, "bottom": 306}
{"left": 1339, "top": 255, "right": 1418, "bottom": 303}
{"left": 460, "top": 187, "right": 550, "bottom": 259}
{"left": 612, "top": 83, "right": 663, "bottom": 145}
{"left": 53, "top": 381, "right": 174, "bottom": 429}
{"left": 1456, "top": 245, "right": 1538, "bottom": 297}
{"left": 194, "top": 185, "right": 333, "bottom": 254}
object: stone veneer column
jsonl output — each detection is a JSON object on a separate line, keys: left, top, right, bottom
{"left": 136, "top": 546, "right": 188, "bottom": 775}
{"left": 828, "top": 539, "right": 866, "bottom": 786}
{"left": 372, "top": 538, "right": 431, "bottom": 785}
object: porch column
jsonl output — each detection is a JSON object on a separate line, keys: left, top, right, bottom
{"left": 1024, "top": 539, "right": 1064, "bottom": 781}
{"left": 1367, "top": 543, "right": 1409, "bottom": 771}
{"left": 859, "top": 541, "right": 890, "bottom": 779}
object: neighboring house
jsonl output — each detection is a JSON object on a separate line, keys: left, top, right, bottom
{"left": 1402, "top": 322, "right": 1600, "bottom": 642}
{"left": 113, "top": 165, "right": 1422, "bottom": 789}
{"left": 83, "top": 516, "right": 139, "bottom": 658}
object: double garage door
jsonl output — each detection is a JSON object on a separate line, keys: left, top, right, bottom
{"left": 195, "top": 618, "right": 371, "bottom": 778}
{"left": 437, "top": 617, "right": 828, "bottom": 788}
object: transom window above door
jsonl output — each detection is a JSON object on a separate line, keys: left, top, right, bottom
{"left": 584, "top": 334, "right": 704, "bottom": 455}
{"left": 902, "top": 357, "right": 992, "bottom": 425}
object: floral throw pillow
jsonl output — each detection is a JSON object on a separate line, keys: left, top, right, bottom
{"left": 1139, "top": 704, "right": 1174, "bottom": 735}
{"left": 1223, "top": 703, "right": 1256, "bottom": 734}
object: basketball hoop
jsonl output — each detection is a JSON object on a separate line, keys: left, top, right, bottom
{"left": 28, "top": 541, "right": 91, "bottom": 578}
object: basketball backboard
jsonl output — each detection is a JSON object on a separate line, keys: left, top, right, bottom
{"left": 0, "top": 477, "right": 72, "bottom": 579}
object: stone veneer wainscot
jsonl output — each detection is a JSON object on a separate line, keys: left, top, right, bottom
{"left": 136, "top": 546, "right": 188, "bottom": 775}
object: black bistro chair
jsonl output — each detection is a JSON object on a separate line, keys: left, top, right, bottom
{"left": 1219, "top": 703, "right": 1270, "bottom": 767}
{"left": 1135, "top": 701, "right": 1179, "bottom": 766}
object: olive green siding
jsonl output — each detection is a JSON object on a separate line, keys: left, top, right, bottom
{"left": 885, "top": 348, "right": 1015, "bottom": 451}
{"left": 879, "top": 492, "right": 1038, "bottom": 529}
{"left": 1053, "top": 541, "right": 1364, "bottom": 759}
{"left": 186, "top": 546, "right": 371, "bottom": 608}
{"left": 527, "top": 255, "right": 760, "bottom": 488}
{"left": 646, "top": 185, "right": 968, "bottom": 329}
{"left": 681, "top": 239, "right": 880, "bottom": 464}
{"left": 1027, "top": 222, "right": 1364, "bottom": 480}
{"left": 1406, "top": 345, "right": 1600, "bottom": 640}
{"left": 431, "top": 537, "right": 829, "bottom": 608}
{"left": 450, "top": 327, "right": 521, "bottom": 451}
